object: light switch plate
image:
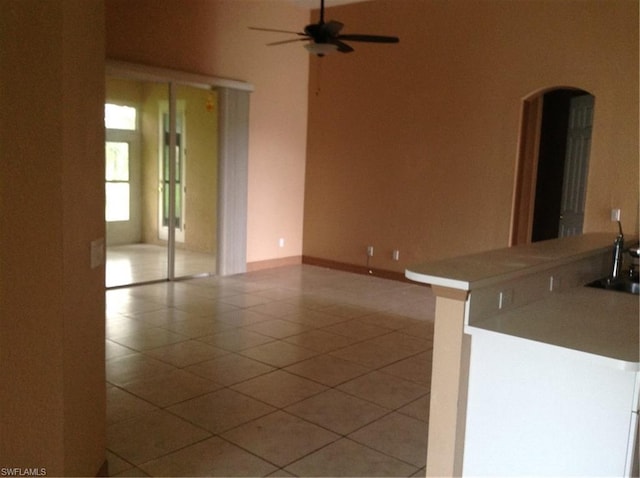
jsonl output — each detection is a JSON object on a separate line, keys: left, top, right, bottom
{"left": 90, "top": 238, "right": 105, "bottom": 269}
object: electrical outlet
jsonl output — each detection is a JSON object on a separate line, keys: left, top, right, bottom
{"left": 278, "top": 238, "right": 285, "bottom": 248}
{"left": 392, "top": 250, "right": 400, "bottom": 261}
{"left": 611, "top": 208, "right": 621, "bottom": 222}
{"left": 367, "top": 246, "right": 374, "bottom": 257}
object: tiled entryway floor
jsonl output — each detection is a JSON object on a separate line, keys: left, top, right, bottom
{"left": 107, "top": 244, "right": 217, "bottom": 288}
{"left": 106, "top": 265, "right": 435, "bottom": 477}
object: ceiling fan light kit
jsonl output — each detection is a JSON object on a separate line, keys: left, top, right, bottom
{"left": 304, "top": 42, "right": 339, "bottom": 55}
{"left": 250, "top": 0, "right": 399, "bottom": 56}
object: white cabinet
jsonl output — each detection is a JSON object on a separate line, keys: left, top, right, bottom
{"left": 463, "top": 328, "right": 639, "bottom": 476}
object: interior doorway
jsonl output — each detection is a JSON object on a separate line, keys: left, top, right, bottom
{"left": 104, "top": 61, "right": 252, "bottom": 287}
{"left": 511, "top": 88, "right": 595, "bottom": 245}
{"left": 105, "top": 79, "right": 218, "bottom": 287}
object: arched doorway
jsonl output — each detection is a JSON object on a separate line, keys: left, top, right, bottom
{"left": 511, "top": 87, "right": 595, "bottom": 245}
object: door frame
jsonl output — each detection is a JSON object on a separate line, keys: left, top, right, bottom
{"left": 510, "top": 94, "right": 543, "bottom": 246}
{"left": 106, "top": 60, "right": 253, "bottom": 277}
{"left": 510, "top": 86, "right": 593, "bottom": 246}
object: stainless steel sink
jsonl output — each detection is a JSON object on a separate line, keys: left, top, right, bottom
{"left": 586, "top": 277, "right": 640, "bottom": 295}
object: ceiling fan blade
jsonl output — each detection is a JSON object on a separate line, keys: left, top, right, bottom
{"left": 249, "top": 26, "right": 305, "bottom": 35}
{"left": 331, "top": 39, "right": 354, "bottom": 53}
{"left": 337, "top": 34, "right": 399, "bottom": 43}
{"left": 266, "top": 37, "right": 311, "bottom": 46}
{"left": 324, "top": 20, "right": 344, "bottom": 36}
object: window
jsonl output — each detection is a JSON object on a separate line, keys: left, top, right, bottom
{"left": 105, "top": 141, "right": 130, "bottom": 222}
{"left": 105, "top": 103, "right": 136, "bottom": 130}
{"left": 105, "top": 103, "right": 137, "bottom": 222}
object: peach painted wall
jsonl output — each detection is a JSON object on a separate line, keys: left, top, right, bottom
{"left": 106, "top": 0, "right": 310, "bottom": 264}
{"left": 303, "top": 0, "right": 639, "bottom": 272}
{"left": 0, "top": 0, "right": 106, "bottom": 474}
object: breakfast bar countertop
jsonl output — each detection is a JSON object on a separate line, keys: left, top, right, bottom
{"left": 405, "top": 233, "right": 639, "bottom": 369}
{"left": 405, "top": 233, "right": 615, "bottom": 291}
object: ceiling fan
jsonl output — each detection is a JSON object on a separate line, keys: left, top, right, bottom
{"left": 250, "top": 0, "right": 399, "bottom": 56}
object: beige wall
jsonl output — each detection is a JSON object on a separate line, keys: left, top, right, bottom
{"left": 303, "top": 0, "right": 639, "bottom": 272}
{"left": 140, "top": 82, "right": 166, "bottom": 246}
{"left": 0, "top": 0, "right": 106, "bottom": 475}
{"left": 178, "top": 85, "right": 218, "bottom": 253}
{"left": 106, "top": 0, "right": 310, "bottom": 264}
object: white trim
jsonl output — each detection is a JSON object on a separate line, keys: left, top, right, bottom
{"left": 106, "top": 59, "right": 254, "bottom": 92}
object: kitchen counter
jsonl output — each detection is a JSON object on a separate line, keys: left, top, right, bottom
{"left": 406, "top": 232, "right": 614, "bottom": 290}
{"left": 469, "top": 286, "right": 639, "bottom": 370}
{"left": 406, "top": 232, "right": 638, "bottom": 367}
{"left": 405, "top": 233, "right": 640, "bottom": 476}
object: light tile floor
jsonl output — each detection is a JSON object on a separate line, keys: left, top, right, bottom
{"left": 107, "top": 244, "right": 216, "bottom": 288}
{"left": 106, "top": 265, "right": 435, "bottom": 477}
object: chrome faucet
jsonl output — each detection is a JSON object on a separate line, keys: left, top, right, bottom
{"left": 610, "top": 220, "right": 624, "bottom": 280}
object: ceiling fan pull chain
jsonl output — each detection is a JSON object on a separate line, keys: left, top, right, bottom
{"left": 315, "top": 59, "right": 323, "bottom": 97}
